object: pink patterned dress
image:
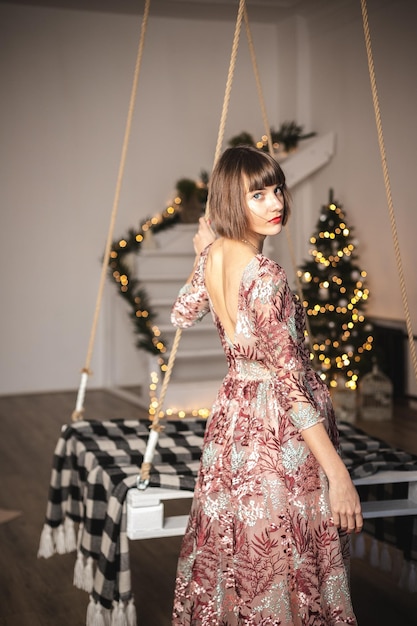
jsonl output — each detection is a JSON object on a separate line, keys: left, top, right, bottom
{"left": 171, "top": 247, "right": 357, "bottom": 626}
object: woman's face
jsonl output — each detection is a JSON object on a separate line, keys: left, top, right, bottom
{"left": 245, "top": 183, "right": 284, "bottom": 237}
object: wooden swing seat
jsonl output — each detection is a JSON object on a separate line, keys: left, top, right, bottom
{"left": 127, "top": 487, "right": 194, "bottom": 540}
{"left": 126, "top": 470, "right": 417, "bottom": 541}
{"left": 126, "top": 419, "right": 417, "bottom": 541}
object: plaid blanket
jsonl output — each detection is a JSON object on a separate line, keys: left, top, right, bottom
{"left": 338, "top": 421, "right": 417, "bottom": 582}
{"left": 338, "top": 421, "right": 417, "bottom": 478}
{"left": 38, "top": 419, "right": 417, "bottom": 625}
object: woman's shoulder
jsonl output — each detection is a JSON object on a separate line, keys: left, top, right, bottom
{"left": 256, "top": 254, "right": 287, "bottom": 282}
{"left": 241, "top": 254, "right": 288, "bottom": 299}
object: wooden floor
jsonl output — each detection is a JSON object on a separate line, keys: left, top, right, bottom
{"left": 0, "top": 389, "right": 416, "bottom": 625}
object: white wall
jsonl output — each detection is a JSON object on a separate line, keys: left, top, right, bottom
{"left": 1, "top": 1, "right": 416, "bottom": 397}
{"left": 0, "top": 2, "right": 279, "bottom": 395}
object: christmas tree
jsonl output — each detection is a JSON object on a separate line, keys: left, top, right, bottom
{"left": 297, "top": 190, "right": 374, "bottom": 390}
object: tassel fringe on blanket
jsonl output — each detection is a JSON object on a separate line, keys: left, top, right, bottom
{"left": 37, "top": 518, "right": 77, "bottom": 558}
{"left": 39, "top": 516, "right": 138, "bottom": 624}
{"left": 85, "top": 597, "right": 137, "bottom": 626}
{"left": 38, "top": 519, "right": 137, "bottom": 625}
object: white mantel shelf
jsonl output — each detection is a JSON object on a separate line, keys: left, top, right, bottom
{"left": 282, "top": 132, "right": 336, "bottom": 189}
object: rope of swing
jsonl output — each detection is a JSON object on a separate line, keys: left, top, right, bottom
{"left": 72, "top": 0, "right": 151, "bottom": 421}
{"left": 360, "top": 0, "right": 417, "bottom": 385}
{"left": 138, "top": 0, "right": 247, "bottom": 486}
{"left": 243, "top": 6, "right": 315, "bottom": 348}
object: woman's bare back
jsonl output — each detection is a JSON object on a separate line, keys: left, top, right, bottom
{"left": 205, "top": 238, "right": 257, "bottom": 344}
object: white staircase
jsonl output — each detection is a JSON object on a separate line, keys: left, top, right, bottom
{"left": 137, "top": 224, "right": 227, "bottom": 415}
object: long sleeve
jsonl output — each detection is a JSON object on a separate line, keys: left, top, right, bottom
{"left": 171, "top": 252, "right": 210, "bottom": 329}
{"left": 249, "top": 262, "right": 326, "bottom": 433}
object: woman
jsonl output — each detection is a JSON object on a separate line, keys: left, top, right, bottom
{"left": 171, "top": 146, "right": 362, "bottom": 625}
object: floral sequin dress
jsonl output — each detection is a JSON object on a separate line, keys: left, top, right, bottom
{"left": 171, "top": 247, "right": 357, "bottom": 626}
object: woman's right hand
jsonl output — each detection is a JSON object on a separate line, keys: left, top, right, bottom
{"left": 193, "top": 217, "right": 216, "bottom": 255}
{"left": 328, "top": 473, "right": 363, "bottom": 534}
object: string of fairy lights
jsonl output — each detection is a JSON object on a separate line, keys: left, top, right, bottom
{"left": 108, "top": 197, "right": 183, "bottom": 378}
{"left": 298, "top": 198, "right": 374, "bottom": 390}
{"left": 147, "top": 369, "right": 211, "bottom": 420}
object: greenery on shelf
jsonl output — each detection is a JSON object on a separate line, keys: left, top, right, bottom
{"left": 229, "top": 121, "right": 316, "bottom": 153}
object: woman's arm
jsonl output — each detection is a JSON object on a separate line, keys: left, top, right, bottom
{"left": 171, "top": 218, "right": 216, "bottom": 329}
{"left": 184, "top": 217, "right": 216, "bottom": 284}
{"left": 251, "top": 268, "right": 363, "bottom": 534}
{"left": 301, "top": 422, "right": 363, "bottom": 534}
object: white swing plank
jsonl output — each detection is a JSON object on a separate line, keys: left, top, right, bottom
{"left": 361, "top": 499, "right": 417, "bottom": 519}
{"left": 126, "top": 471, "right": 417, "bottom": 540}
{"left": 353, "top": 470, "right": 417, "bottom": 486}
{"left": 127, "top": 515, "right": 190, "bottom": 540}
{"left": 126, "top": 487, "right": 193, "bottom": 540}
{"left": 353, "top": 470, "right": 417, "bottom": 519}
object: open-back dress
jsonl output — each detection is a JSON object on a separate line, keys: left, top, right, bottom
{"left": 171, "top": 246, "right": 357, "bottom": 626}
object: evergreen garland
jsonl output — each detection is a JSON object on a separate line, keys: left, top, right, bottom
{"left": 108, "top": 175, "right": 207, "bottom": 372}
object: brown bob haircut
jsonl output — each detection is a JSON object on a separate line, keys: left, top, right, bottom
{"left": 207, "top": 145, "right": 291, "bottom": 241}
